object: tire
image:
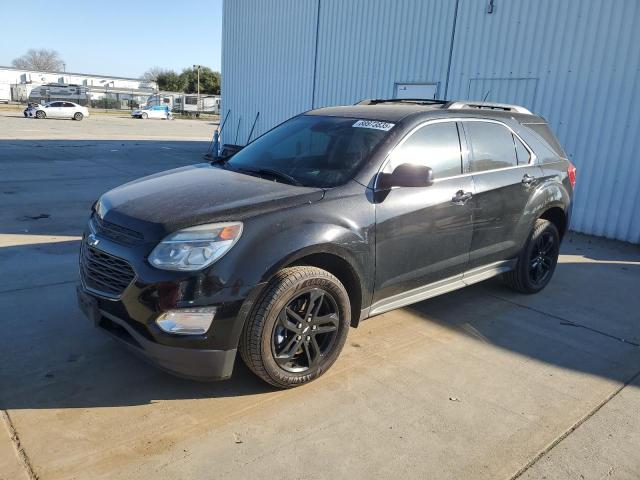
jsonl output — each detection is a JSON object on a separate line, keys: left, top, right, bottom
{"left": 141, "top": 112, "right": 148, "bottom": 119}
{"left": 240, "top": 266, "right": 351, "bottom": 388}
{"left": 503, "top": 219, "right": 560, "bottom": 294}
{"left": 73, "top": 112, "right": 83, "bottom": 121}
{"left": 35, "top": 110, "right": 46, "bottom": 119}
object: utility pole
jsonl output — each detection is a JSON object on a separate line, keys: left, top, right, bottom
{"left": 193, "top": 64, "right": 201, "bottom": 116}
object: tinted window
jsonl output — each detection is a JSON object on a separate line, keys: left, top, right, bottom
{"left": 228, "top": 115, "right": 390, "bottom": 188}
{"left": 523, "top": 122, "right": 567, "bottom": 158}
{"left": 465, "top": 121, "right": 518, "bottom": 172}
{"left": 513, "top": 134, "right": 530, "bottom": 165}
{"left": 49, "top": 102, "right": 63, "bottom": 107}
{"left": 63, "top": 102, "right": 75, "bottom": 107}
{"left": 387, "top": 122, "right": 462, "bottom": 179}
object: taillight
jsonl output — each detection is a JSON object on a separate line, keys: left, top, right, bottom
{"left": 567, "top": 162, "right": 576, "bottom": 189}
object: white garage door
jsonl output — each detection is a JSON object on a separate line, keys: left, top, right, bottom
{"left": 394, "top": 83, "right": 438, "bottom": 100}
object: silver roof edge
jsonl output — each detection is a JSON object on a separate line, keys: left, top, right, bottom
{"left": 447, "top": 101, "right": 532, "bottom": 115}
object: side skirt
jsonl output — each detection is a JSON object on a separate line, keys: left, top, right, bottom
{"left": 367, "top": 259, "right": 515, "bottom": 317}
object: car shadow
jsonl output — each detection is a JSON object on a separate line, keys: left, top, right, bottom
{"left": 1, "top": 252, "right": 638, "bottom": 411}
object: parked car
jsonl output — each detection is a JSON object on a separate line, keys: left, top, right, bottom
{"left": 131, "top": 105, "right": 173, "bottom": 120}
{"left": 25, "top": 101, "right": 89, "bottom": 121}
{"left": 77, "top": 99, "right": 575, "bottom": 388}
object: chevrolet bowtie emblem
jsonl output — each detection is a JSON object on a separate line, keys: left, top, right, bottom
{"left": 87, "top": 234, "right": 100, "bottom": 247}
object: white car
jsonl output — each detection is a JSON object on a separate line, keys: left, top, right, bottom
{"left": 131, "top": 105, "right": 173, "bottom": 120}
{"left": 25, "top": 101, "right": 89, "bottom": 121}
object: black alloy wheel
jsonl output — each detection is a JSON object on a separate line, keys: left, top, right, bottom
{"left": 503, "top": 218, "right": 560, "bottom": 294}
{"left": 529, "top": 230, "right": 555, "bottom": 286}
{"left": 240, "top": 266, "right": 350, "bottom": 388}
{"left": 271, "top": 288, "right": 340, "bottom": 373}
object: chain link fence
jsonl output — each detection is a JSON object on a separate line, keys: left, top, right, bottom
{"left": 1, "top": 82, "right": 220, "bottom": 118}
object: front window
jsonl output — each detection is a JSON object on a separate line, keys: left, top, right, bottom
{"left": 226, "top": 115, "right": 391, "bottom": 187}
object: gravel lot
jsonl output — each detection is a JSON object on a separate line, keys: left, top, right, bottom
{"left": 1, "top": 112, "right": 639, "bottom": 480}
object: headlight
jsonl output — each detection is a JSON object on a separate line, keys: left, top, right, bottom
{"left": 148, "top": 222, "right": 243, "bottom": 271}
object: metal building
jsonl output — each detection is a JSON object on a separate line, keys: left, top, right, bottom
{"left": 222, "top": 0, "right": 640, "bottom": 243}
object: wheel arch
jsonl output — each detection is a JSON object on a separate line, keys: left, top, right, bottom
{"left": 539, "top": 206, "right": 567, "bottom": 239}
{"left": 261, "top": 245, "right": 367, "bottom": 328}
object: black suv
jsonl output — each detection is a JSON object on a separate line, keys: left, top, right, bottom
{"left": 77, "top": 99, "right": 575, "bottom": 388}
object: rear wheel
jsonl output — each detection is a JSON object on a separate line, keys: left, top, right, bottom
{"left": 35, "top": 110, "right": 46, "bottom": 119}
{"left": 73, "top": 112, "right": 84, "bottom": 121}
{"left": 503, "top": 219, "right": 560, "bottom": 293}
{"left": 240, "top": 266, "right": 350, "bottom": 388}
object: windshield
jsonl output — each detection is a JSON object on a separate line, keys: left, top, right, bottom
{"left": 226, "top": 115, "right": 391, "bottom": 187}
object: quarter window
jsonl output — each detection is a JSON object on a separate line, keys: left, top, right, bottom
{"left": 387, "top": 122, "right": 462, "bottom": 179}
{"left": 513, "top": 134, "right": 530, "bottom": 164}
{"left": 464, "top": 121, "right": 518, "bottom": 172}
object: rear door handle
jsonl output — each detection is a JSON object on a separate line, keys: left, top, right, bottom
{"left": 522, "top": 173, "right": 536, "bottom": 185}
{"left": 452, "top": 190, "right": 473, "bottom": 204}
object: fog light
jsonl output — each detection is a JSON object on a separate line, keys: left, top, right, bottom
{"left": 155, "top": 307, "right": 217, "bottom": 335}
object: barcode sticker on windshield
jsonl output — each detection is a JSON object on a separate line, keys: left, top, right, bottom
{"left": 352, "top": 120, "right": 395, "bottom": 131}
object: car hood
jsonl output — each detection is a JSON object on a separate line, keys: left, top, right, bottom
{"left": 98, "top": 163, "right": 325, "bottom": 238}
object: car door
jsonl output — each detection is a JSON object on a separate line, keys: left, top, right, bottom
{"left": 45, "top": 102, "right": 63, "bottom": 118}
{"left": 460, "top": 119, "right": 544, "bottom": 269}
{"left": 61, "top": 102, "right": 76, "bottom": 118}
{"left": 373, "top": 121, "right": 475, "bottom": 306}
{"left": 152, "top": 106, "right": 165, "bottom": 118}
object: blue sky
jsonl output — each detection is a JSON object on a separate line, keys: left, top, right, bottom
{"left": 0, "top": 0, "right": 222, "bottom": 78}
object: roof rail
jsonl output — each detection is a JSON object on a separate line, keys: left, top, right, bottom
{"left": 356, "top": 98, "right": 449, "bottom": 107}
{"left": 446, "top": 101, "right": 532, "bottom": 114}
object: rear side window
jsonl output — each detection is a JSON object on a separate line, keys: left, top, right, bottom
{"left": 523, "top": 122, "right": 567, "bottom": 158}
{"left": 388, "top": 122, "right": 462, "bottom": 180}
{"left": 464, "top": 121, "right": 518, "bottom": 172}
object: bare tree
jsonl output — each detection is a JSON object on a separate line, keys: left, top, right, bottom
{"left": 141, "top": 67, "right": 169, "bottom": 82}
{"left": 12, "top": 49, "right": 65, "bottom": 71}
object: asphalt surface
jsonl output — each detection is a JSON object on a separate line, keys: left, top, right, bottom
{"left": 1, "top": 112, "right": 639, "bottom": 480}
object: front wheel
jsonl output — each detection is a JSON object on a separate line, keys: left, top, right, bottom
{"left": 240, "top": 266, "right": 351, "bottom": 388}
{"left": 141, "top": 112, "right": 148, "bottom": 119}
{"left": 35, "top": 110, "right": 46, "bottom": 119}
{"left": 503, "top": 219, "right": 560, "bottom": 294}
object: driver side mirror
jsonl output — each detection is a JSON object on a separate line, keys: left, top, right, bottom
{"left": 377, "top": 163, "right": 434, "bottom": 190}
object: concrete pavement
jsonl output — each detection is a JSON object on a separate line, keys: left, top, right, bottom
{"left": 1, "top": 113, "right": 639, "bottom": 479}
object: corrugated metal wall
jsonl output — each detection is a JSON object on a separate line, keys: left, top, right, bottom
{"left": 222, "top": 0, "right": 640, "bottom": 243}
{"left": 221, "top": 0, "right": 318, "bottom": 145}
{"left": 313, "top": 0, "right": 457, "bottom": 107}
{"left": 446, "top": 0, "right": 640, "bottom": 243}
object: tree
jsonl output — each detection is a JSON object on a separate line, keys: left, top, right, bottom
{"left": 12, "top": 49, "right": 65, "bottom": 71}
{"left": 180, "top": 67, "right": 221, "bottom": 95}
{"left": 141, "top": 67, "right": 169, "bottom": 82}
{"left": 156, "top": 71, "right": 186, "bottom": 92}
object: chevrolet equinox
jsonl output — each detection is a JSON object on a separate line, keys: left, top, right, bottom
{"left": 77, "top": 99, "right": 575, "bottom": 388}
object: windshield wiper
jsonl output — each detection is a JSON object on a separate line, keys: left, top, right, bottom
{"left": 238, "top": 167, "right": 303, "bottom": 186}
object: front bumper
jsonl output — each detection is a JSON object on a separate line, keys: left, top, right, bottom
{"left": 76, "top": 229, "right": 264, "bottom": 381}
{"left": 77, "top": 284, "right": 236, "bottom": 380}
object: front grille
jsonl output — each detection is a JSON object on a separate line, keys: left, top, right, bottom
{"left": 80, "top": 243, "right": 136, "bottom": 298}
{"left": 91, "top": 214, "right": 144, "bottom": 246}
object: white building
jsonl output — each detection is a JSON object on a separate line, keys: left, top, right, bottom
{"left": 222, "top": 0, "right": 640, "bottom": 243}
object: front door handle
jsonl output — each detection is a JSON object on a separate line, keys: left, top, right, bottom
{"left": 522, "top": 173, "right": 536, "bottom": 185}
{"left": 452, "top": 190, "right": 473, "bottom": 204}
